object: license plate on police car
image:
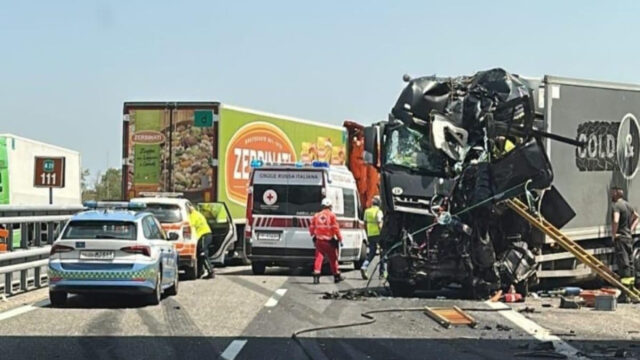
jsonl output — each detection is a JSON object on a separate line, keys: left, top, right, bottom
{"left": 257, "top": 232, "right": 281, "bottom": 241}
{"left": 80, "top": 251, "right": 115, "bottom": 260}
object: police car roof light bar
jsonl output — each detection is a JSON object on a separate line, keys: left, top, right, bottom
{"left": 83, "top": 201, "right": 147, "bottom": 210}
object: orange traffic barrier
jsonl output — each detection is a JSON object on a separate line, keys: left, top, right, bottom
{"left": 0, "top": 229, "right": 8, "bottom": 253}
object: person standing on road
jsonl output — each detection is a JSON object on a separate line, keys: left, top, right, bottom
{"left": 611, "top": 187, "right": 638, "bottom": 295}
{"left": 188, "top": 204, "right": 215, "bottom": 279}
{"left": 360, "top": 196, "right": 386, "bottom": 280}
{"left": 309, "top": 198, "right": 344, "bottom": 284}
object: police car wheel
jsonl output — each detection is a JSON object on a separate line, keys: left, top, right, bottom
{"left": 147, "top": 272, "right": 162, "bottom": 306}
{"left": 166, "top": 271, "right": 179, "bottom": 296}
{"left": 49, "top": 291, "right": 67, "bottom": 307}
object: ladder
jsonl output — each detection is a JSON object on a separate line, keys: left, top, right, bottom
{"left": 505, "top": 198, "right": 640, "bottom": 302}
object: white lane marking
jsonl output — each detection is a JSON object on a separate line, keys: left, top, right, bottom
{"left": 264, "top": 288, "right": 287, "bottom": 307}
{"left": 485, "top": 301, "right": 584, "bottom": 360}
{"left": 219, "top": 339, "right": 248, "bottom": 360}
{"left": 0, "top": 299, "right": 49, "bottom": 322}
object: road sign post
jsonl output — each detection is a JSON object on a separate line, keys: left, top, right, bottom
{"left": 34, "top": 157, "right": 66, "bottom": 205}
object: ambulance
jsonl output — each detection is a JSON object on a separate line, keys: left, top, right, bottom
{"left": 245, "top": 161, "right": 368, "bottom": 275}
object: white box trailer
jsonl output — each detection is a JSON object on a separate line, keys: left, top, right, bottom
{"left": 0, "top": 134, "right": 81, "bottom": 206}
{"left": 521, "top": 76, "right": 640, "bottom": 281}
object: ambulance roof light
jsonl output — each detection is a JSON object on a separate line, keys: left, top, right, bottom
{"left": 312, "top": 161, "right": 329, "bottom": 168}
{"left": 250, "top": 159, "right": 264, "bottom": 168}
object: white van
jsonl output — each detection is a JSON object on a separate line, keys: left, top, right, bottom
{"left": 245, "top": 162, "right": 367, "bottom": 275}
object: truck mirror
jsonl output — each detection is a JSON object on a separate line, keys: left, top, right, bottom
{"left": 363, "top": 126, "right": 379, "bottom": 166}
{"left": 168, "top": 232, "right": 180, "bottom": 241}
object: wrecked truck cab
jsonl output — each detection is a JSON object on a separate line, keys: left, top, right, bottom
{"left": 366, "top": 68, "right": 576, "bottom": 299}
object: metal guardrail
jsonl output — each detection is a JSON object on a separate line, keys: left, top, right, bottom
{"left": 0, "top": 205, "right": 83, "bottom": 298}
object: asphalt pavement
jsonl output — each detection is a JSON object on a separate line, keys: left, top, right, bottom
{"left": 0, "top": 263, "right": 639, "bottom": 360}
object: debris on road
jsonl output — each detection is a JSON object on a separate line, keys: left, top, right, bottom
{"left": 321, "top": 289, "right": 382, "bottom": 301}
{"left": 518, "top": 306, "right": 536, "bottom": 313}
{"left": 559, "top": 296, "right": 582, "bottom": 309}
{"left": 424, "top": 306, "right": 477, "bottom": 329}
{"left": 496, "top": 324, "right": 513, "bottom": 332}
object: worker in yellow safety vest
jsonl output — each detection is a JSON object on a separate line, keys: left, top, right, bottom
{"left": 188, "top": 204, "right": 215, "bottom": 279}
{"left": 360, "top": 196, "right": 386, "bottom": 280}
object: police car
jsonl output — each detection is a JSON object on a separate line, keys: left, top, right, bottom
{"left": 48, "top": 201, "right": 179, "bottom": 307}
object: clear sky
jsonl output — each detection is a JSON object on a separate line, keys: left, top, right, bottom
{"left": 1, "top": 1, "right": 639, "bottom": 177}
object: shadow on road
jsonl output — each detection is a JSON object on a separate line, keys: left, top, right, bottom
{"left": 0, "top": 335, "right": 636, "bottom": 360}
{"left": 58, "top": 293, "right": 156, "bottom": 309}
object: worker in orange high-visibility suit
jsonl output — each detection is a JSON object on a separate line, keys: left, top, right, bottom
{"left": 309, "top": 198, "right": 344, "bottom": 284}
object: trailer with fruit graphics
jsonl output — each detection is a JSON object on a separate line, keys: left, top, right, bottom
{"left": 122, "top": 102, "right": 348, "bottom": 260}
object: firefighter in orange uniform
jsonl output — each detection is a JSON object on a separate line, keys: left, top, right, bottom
{"left": 309, "top": 198, "right": 344, "bottom": 284}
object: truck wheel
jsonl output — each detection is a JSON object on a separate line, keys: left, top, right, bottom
{"left": 185, "top": 258, "right": 198, "bottom": 280}
{"left": 353, "top": 242, "right": 368, "bottom": 270}
{"left": 389, "top": 280, "right": 415, "bottom": 298}
{"left": 251, "top": 262, "right": 266, "bottom": 275}
{"left": 49, "top": 291, "right": 67, "bottom": 308}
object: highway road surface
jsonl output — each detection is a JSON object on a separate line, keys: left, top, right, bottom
{"left": 0, "top": 264, "right": 639, "bottom": 360}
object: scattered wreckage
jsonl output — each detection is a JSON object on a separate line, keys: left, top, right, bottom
{"left": 363, "top": 68, "right": 582, "bottom": 298}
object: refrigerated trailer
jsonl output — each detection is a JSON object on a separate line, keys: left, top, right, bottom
{"left": 0, "top": 134, "right": 81, "bottom": 206}
{"left": 121, "top": 102, "right": 348, "bottom": 259}
{"left": 525, "top": 76, "right": 640, "bottom": 281}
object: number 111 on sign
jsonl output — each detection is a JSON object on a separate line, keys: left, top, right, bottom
{"left": 41, "top": 172, "right": 56, "bottom": 185}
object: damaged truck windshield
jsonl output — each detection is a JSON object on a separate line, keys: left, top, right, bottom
{"left": 384, "top": 125, "right": 446, "bottom": 175}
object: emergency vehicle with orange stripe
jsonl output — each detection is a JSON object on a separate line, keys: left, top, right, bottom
{"left": 245, "top": 161, "right": 368, "bottom": 275}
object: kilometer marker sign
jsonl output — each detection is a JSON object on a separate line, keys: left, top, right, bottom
{"left": 34, "top": 157, "right": 66, "bottom": 188}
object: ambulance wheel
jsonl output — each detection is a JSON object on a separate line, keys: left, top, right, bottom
{"left": 353, "top": 242, "right": 368, "bottom": 270}
{"left": 251, "top": 262, "right": 266, "bottom": 275}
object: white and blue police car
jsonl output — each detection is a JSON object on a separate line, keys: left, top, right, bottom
{"left": 48, "top": 201, "right": 179, "bottom": 307}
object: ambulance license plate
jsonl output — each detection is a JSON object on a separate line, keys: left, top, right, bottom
{"left": 257, "top": 232, "right": 281, "bottom": 241}
{"left": 80, "top": 250, "right": 115, "bottom": 260}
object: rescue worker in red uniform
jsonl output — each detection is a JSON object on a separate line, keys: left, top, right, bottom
{"left": 309, "top": 198, "right": 344, "bottom": 284}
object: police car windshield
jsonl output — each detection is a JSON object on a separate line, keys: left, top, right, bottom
{"left": 143, "top": 203, "right": 182, "bottom": 223}
{"left": 253, "top": 184, "right": 322, "bottom": 216}
{"left": 62, "top": 221, "right": 137, "bottom": 240}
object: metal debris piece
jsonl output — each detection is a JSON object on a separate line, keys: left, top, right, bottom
{"left": 559, "top": 296, "right": 582, "bottom": 309}
{"left": 496, "top": 324, "right": 513, "bottom": 331}
{"left": 424, "top": 306, "right": 477, "bottom": 329}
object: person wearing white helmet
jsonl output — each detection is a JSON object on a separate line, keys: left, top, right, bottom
{"left": 309, "top": 197, "right": 344, "bottom": 284}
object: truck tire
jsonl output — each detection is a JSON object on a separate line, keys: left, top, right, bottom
{"left": 353, "top": 242, "right": 368, "bottom": 270}
{"left": 251, "top": 262, "right": 266, "bottom": 275}
{"left": 49, "top": 291, "right": 67, "bottom": 308}
{"left": 389, "top": 280, "right": 415, "bottom": 298}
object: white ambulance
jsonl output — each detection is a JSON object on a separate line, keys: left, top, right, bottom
{"left": 245, "top": 161, "right": 367, "bottom": 275}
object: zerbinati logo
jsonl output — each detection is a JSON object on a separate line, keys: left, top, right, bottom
{"left": 225, "top": 122, "right": 297, "bottom": 205}
{"left": 132, "top": 131, "right": 166, "bottom": 145}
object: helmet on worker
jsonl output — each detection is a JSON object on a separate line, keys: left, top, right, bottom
{"left": 321, "top": 198, "right": 332, "bottom": 209}
{"left": 372, "top": 196, "right": 381, "bottom": 206}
